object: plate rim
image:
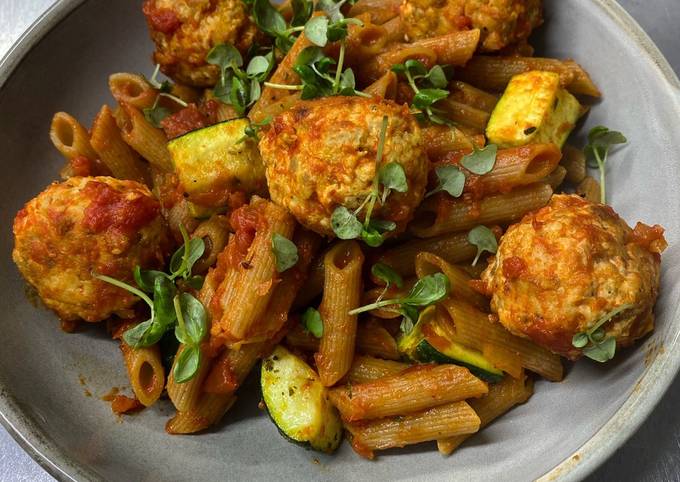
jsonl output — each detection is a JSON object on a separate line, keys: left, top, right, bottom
{"left": 1, "top": 1, "right": 679, "bottom": 481}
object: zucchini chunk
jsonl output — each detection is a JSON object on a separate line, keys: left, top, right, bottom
{"left": 167, "top": 118, "right": 266, "bottom": 201}
{"left": 261, "top": 345, "right": 343, "bottom": 453}
{"left": 486, "top": 70, "right": 581, "bottom": 149}
{"left": 398, "top": 307, "right": 504, "bottom": 383}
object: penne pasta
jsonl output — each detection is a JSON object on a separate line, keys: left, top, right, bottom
{"left": 456, "top": 56, "right": 601, "bottom": 97}
{"left": 348, "top": 0, "right": 401, "bottom": 24}
{"left": 346, "top": 401, "right": 480, "bottom": 458}
{"left": 90, "top": 104, "right": 149, "bottom": 184}
{"left": 437, "top": 97, "right": 490, "bottom": 132}
{"left": 329, "top": 364, "right": 487, "bottom": 421}
{"left": 441, "top": 299, "right": 563, "bottom": 381}
{"left": 346, "top": 355, "right": 409, "bottom": 384}
{"left": 49, "top": 112, "right": 99, "bottom": 161}
{"left": 166, "top": 394, "right": 237, "bottom": 435}
{"left": 561, "top": 145, "right": 587, "bottom": 183}
{"left": 543, "top": 165, "right": 567, "bottom": 190}
{"left": 345, "top": 13, "right": 390, "bottom": 63}
{"left": 315, "top": 241, "right": 365, "bottom": 386}
{"left": 166, "top": 199, "right": 201, "bottom": 239}
{"left": 119, "top": 341, "right": 165, "bottom": 408}
{"left": 437, "top": 374, "right": 534, "bottom": 455}
{"left": 363, "top": 71, "right": 398, "bottom": 100}
{"left": 449, "top": 81, "right": 499, "bottom": 113}
{"left": 115, "top": 102, "right": 173, "bottom": 171}
{"left": 421, "top": 125, "right": 484, "bottom": 159}
{"left": 108, "top": 73, "right": 157, "bottom": 110}
{"left": 576, "top": 175, "right": 601, "bottom": 203}
{"left": 409, "top": 183, "right": 554, "bottom": 238}
{"left": 191, "top": 215, "right": 231, "bottom": 275}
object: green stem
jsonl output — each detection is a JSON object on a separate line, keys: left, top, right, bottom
{"left": 364, "top": 116, "right": 389, "bottom": 227}
{"left": 173, "top": 295, "right": 187, "bottom": 336}
{"left": 595, "top": 149, "right": 607, "bottom": 203}
{"left": 94, "top": 274, "right": 153, "bottom": 309}
{"left": 405, "top": 70, "right": 420, "bottom": 95}
{"left": 159, "top": 92, "right": 188, "bottom": 108}
{"left": 263, "top": 82, "right": 304, "bottom": 90}
{"left": 333, "top": 40, "right": 346, "bottom": 94}
{"left": 348, "top": 297, "right": 402, "bottom": 316}
{"left": 283, "top": 26, "right": 305, "bottom": 35}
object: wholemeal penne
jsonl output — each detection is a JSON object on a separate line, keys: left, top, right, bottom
{"left": 329, "top": 364, "right": 487, "bottom": 421}
{"left": 544, "top": 165, "right": 568, "bottom": 190}
{"left": 437, "top": 374, "right": 534, "bottom": 455}
{"left": 449, "top": 81, "right": 499, "bottom": 113}
{"left": 315, "top": 241, "right": 365, "bottom": 386}
{"left": 191, "top": 215, "right": 231, "bottom": 275}
{"left": 363, "top": 71, "right": 398, "bottom": 99}
{"left": 409, "top": 183, "right": 554, "bottom": 237}
{"left": 560, "top": 144, "right": 587, "bottom": 183}
{"left": 346, "top": 355, "right": 410, "bottom": 384}
{"left": 348, "top": 0, "right": 401, "bottom": 24}
{"left": 442, "top": 299, "right": 563, "bottom": 381}
{"left": 437, "top": 97, "right": 490, "bottom": 132}
{"left": 345, "top": 13, "right": 390, "bottom": 63}
{"left": 166, "top": 394, "right": 237, "bottom": 435}
{"left": 50, "top": 112, "right": 99, "bottom": 161}
{"left": 346, "top": 401, "right": 480, "bottom": 458}
{"left": 115, "top": 102, "right": 173, "bottom": 171}
{"left": 119, "top": 341, "right": 165, "bottom": 407}
{"left": 457, "top": 56, "right": 601, "bottom": 97}
{"left": 421, "top": 125, "right": 484, "bottom": 159}
{"left": 90, "top": 105, "right": 149, "bottom": 184}
{"left": 108, "top": 73, "right": 157, "bottom": 110}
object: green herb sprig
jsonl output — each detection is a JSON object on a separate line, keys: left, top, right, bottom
{"left": 206, "top": 43, "right": 276, "bottom": 115}
{"left": 391, "top": 59, "right": 453, "bottom": 125}
{"left": 348, "top": 272, "right": 450, "bottom": 334}
{"left": 584, "top": 126, "right": 627, "bottom": 203}
{"left": 301, "top": 307, "right": 324, "bottom": 338}
{"left": 250, "top": 0, "right": 313, "bottom": 53}
{"left": 572, "top": 304, "right": 632, "bottom": 362}
{"left": 330, "top": 117, "right": 407, "bottom": 246}
{"left": 95, "top": 226, "right": 208, "bottom": 382}
{"left": 467, "top": 225, "right": 497, "bottom": 266}
{"left": 426, "top": 144, "right": 497, "bottom": 198}
{"left": 272, "top": 233, "right": 299, "bottom": 272}
{"left": 143, "top": 64, "right": 189, "bottom": 128}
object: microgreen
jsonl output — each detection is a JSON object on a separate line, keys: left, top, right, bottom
{"left": 142, "top": 64, "right": 189, "bottom": 128}
{"left": 272, "top": 233, "right": 299, "bottom": 272}
{"left": 207, "top": 43, "right": 275, "bottom": 114}
{"left": 94, "top": 226, "right": 208, "bottom": 382}
{"left": 348, "top": 272, "right": 450, "bottom": 316}
{"left": 172, "top": 293, "right": 208, "bottom": 382}
{"left": 426, "top": 165, "right": 466, "bottom": 198}
{"left": 460, "top": 144, "right": 498, "bottom": 175}
{"left": 468, "top": 225, "right": 497, "bottom": 266}
{"left": 240, "top": 116, "right": 272, "bottom": 143}
{"left": 572, "top": 304, "right": 632, "bottom": 362}
{"left": 391, "top": 59, "right": 454, "bottom": 125}
{"left": 330, "top": 117, "right": 403, "bottom": 246}
{"left": 584, "top": 126, "right": 627, "bottom": 203}
{"left": 371, "top": 262, "right": 404, "bottom": 289}
{"left": 302, "top": 307, "right": 324, "bottom": 338}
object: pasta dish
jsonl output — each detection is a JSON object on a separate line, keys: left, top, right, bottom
{"left": 11, "top": 0, "right": 668, "bottom": 459}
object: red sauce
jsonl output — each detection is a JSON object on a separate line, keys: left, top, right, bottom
{"left": 502, "top": 256, "right": 527, "bottom": 279}
{"left": 160, "top": 104, "right": 209, "bottom": 140}
{"left": 68, "top": 155, "right": 96, "bottom": 177}
{"left": 199, "top": 99, "right": 222, "bottom": 125}
{"left": 142, "top": 1, "right": 181, "bottom": 34}
{"left": 203, "top": 357, "right": 239, "bottom": 394}
{"left": 628, "top": 222, "right": 667, "bottom": 255}
{"left": 226, "top": 205, "right": 264, "bottom": 268}
{"left": 453, "top": 15, "right": 473, "bottom": 29}
{"left": 82, "top": 180, "right": 159, "bottom": 235}
{"left": 111, "top": 395, "right": 143, "bottom": 415}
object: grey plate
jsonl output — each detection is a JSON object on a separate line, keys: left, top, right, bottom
{"left": 1, "top": 0, "right": 680, "bottom": 481}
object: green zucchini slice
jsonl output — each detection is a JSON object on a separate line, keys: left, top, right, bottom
{"left": 261, "top": 345, "right": 343, "bottom": 453}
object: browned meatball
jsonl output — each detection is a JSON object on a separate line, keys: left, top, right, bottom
{"left": 13, "top": 177, "right": 171, "bottom": 322}
{"left": 143, "top": 0, "right": 261, "bottom": 87}
{"left": 481, "top": 194, "right": 666, "bottom": 360}
{"left": 258, "top": 97, "right": 429, "bottom": 237}
{"left": 400, "top": 0, "right": 543, "bottom": 52}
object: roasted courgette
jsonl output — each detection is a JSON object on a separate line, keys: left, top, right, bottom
{"left": 398, "top": 307, "right": 504, "bottom": 383}
{"left": 261, "top": 345, "right": 343, "bottom": 453}
{"left": 486, "top": 70, "right": 580, "bottom": 148}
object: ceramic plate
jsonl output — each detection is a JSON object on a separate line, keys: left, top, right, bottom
{"left": 1, "top": 1, "right": 679, "bottom": 480}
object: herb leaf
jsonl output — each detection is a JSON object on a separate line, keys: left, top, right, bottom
{"left": 427, "top": 165, "right": 465, "bottom": 198}
{"left": 169, "top": 226, "right": 206, "bottom": 280}
{"left": 206, "top": 43, "right": 243, "bottom": 71}
{"left": 584, "top": 125, "right": 627, "bottom": 203}
{"left": 468, "top": 225, "right": 498, "bottom": 266}
{"left": 173, "top": 344, "right": 202, "bottom": 384}
{"left": 331, "top": 206, "right": 364, "bottom": 239}
{"left": 571, "top": 304, "right": 632, "bottom": 362}
{"left": 582, "top": 337, "right": 616, "bottom": 363}
{"left": 379, "top": 163, "right": 408, "bottom": 201}
{"left": 252, "top": 0, "right": 288, "bottom": 38}
{"left": 272, "top": 233, "right": 299, "bottom": 272}
{"left": 460, "top": 144, "right": 498, "bottom": 175}
{"left": 302, "top": 307, "right": 324, "bottom": 337}
{"left": 371, "top": 262, "right": 404, "bottom": 289}
{"left": 304, "top": 16, "right": 329, "bottom": 47}
{"left": 133, "top": 266, "right": 168, "bottom": 293}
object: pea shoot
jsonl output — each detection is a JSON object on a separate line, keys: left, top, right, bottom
{"left": 426, "top": 165, "right": 466, "bottom": 198}
{"left": 94, "top": 226, "right": 208, "bottom": 382}
{"left": 460, "top": 144, "right": 498, "bottom": 175}
{"left": 391, "top": 59, "right": 454, "bottom": 125}
{"left": 467, "top": 225, "right": 497, "bottom": 266}
{"left": 330, "top": 117, "right": 407, "bottom": 247}
{"left": 584, "top": 126, "right": 627, "bottom": 203}
{"left": 425, "top": 144, "right": 497, "bottom": 198}
{"left": 272, "top": 233, "right": 299, "bottom": 272}
{"left": 572, "top": 304, "right": 632, "bottom": 362}
{"left": 301, "top": 307, "right": 324, "bottom": 338}
{"left": 143, "top": 64, "right": 189, "bottom": 128}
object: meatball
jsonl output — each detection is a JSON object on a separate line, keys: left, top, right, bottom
{"left": 258, "top": 97, "right": 428, "bottom": 237}
{"left": 143, "top": 0, "right": 261, "bottom": 87}
{"left": 481, "top": 194, "right": 666, "bottom": 360}
{"left": 13, "top": 177, "right": 171, "bottom": 322}
{"left": 400, "top": 0, "right": 543, "bottom": 52}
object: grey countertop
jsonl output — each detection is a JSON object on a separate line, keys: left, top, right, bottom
{"left": 1, "top": 1, "right": 679, "bottom": 481}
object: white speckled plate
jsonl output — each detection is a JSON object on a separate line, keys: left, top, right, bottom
{"left": 1, "top": 1, "right": 680, "bottom": 481}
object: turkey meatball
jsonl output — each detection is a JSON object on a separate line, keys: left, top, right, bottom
{"left": 13, "top": 177, "right": 171, "bottom": 322}
{"left": 400, "top": 0, "right": 543, "bottom": 52}
{"left": 258, "top": 97, "right": 428, "bottom": 237}
{"left": 480, "top": 194, "right": 666, "bottom": 360}
{"left": 143, "top": 0, "right": 261, "bottom": 87}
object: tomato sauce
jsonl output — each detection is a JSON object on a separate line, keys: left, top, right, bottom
{"left": 82, "top": 181, "right": 159, "bottom": 235}
{"left": 160, "top": 104, "right": 209, "bottom": 140}
{"left": 142, "top": 1, "right": 181, "bottom": 34}
{"left": 111, "top": 395, "right": 143, "bottom": 415}
{"left": 628, "top": 222, "right": 667, "bottom": 255}
{"left": 502, "top": 256, "right": 527, "bottom": 279}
